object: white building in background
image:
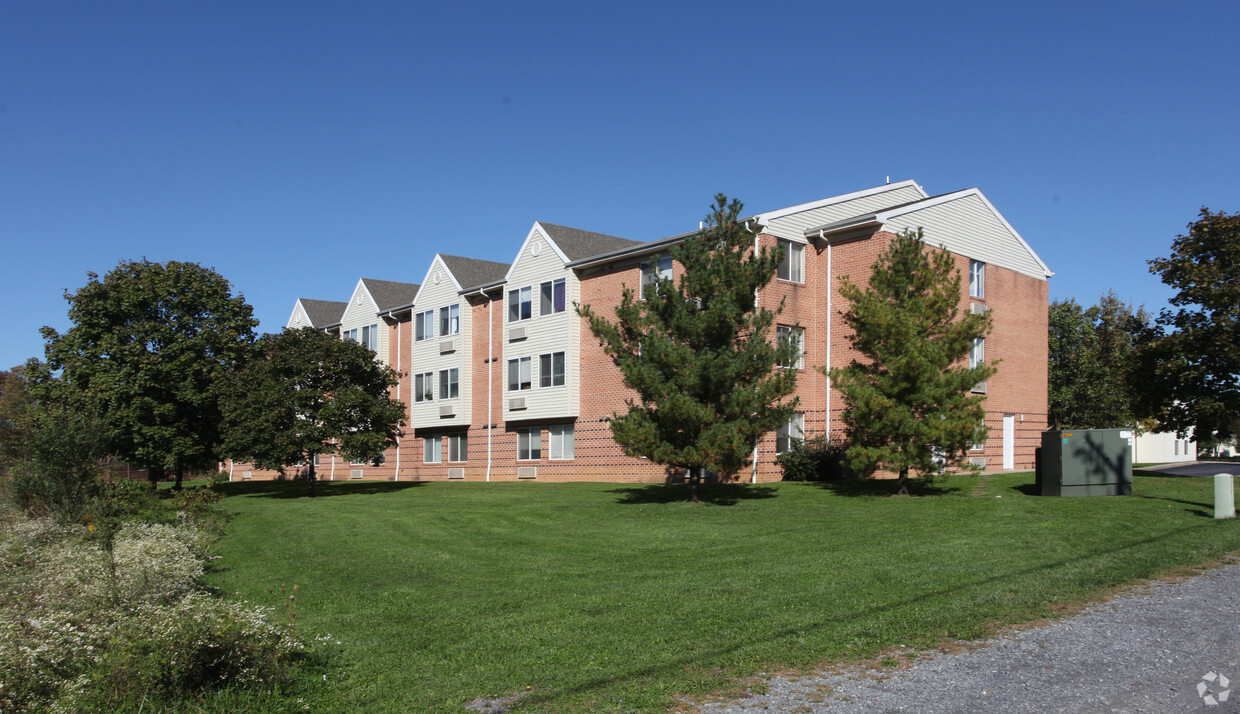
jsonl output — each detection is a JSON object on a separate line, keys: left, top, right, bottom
{"left": 1131, "top": 429, "right": 1197, "bottom": 464}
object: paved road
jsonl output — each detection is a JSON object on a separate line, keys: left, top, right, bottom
{"left": 699, "top": 559, "right": 1240, "bottom": 713}
{"left": 1144, "top": 461, "right": 1240, "bottom": 478}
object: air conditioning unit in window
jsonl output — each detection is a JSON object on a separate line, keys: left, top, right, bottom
{"left": 972, "top": 381, "right": 988, "bottom": 394}
{"left": 509, "top": 397, "right": 526, "bottom": 410}
{"left": 439, "top": 340, "right": 455, "bottom": 354}
{"left": 242, "top": 470, "right": 252, "bottom": 480}
{"left": 517, "top": 466, "right": 537, "bottom": 479}
{"left": 970, "top": 456, "right": 987, "bottom": 468}
{"left": 350, "top": 469, "right": 363, "bottom": 479}
{"left": 971, "top": 303, "right": 989, "bottom": 315}
{"left": 439, "top": 404, "right": 455, "bottom": 417}
{"left": 448, "top": 468, "right": 465, "bottom": 479}
{"left": 508, "top": 326, "right": 526, "bottom": 341}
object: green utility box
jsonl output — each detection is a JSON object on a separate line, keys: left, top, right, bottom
{"left": 1038, "top": 429, "right": 1133, "bottom": 496}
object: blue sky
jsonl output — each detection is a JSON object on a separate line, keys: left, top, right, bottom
{"left": 3, "top": 1, "right": 1238, "bottom": 370}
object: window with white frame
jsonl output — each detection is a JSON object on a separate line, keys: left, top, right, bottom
{"left": 971, "top": 429, "right": 986, "bottom": 451}
{"left": 438, "top": 368, "right": 459, "bottom": 399}
{"left": 540, "top": 278, "right": 566, "bottom": 315}
{"left": 518, "top": 427, "right": 541, "bottom": 460}
{"left": 539, "top": 351, "right": 565, "bottom": 388}
{"left": 549, "top": 424, "right": 575, "bottom": 460}
{"left": 970, "top": 338, "right": 985, "bottom": 369}
{"left": 415, "top": 310, "right": 435, "bottom": 341}
{"left": 361, "top": 323, "right": 378, "bottom": 351}
{"left": 439, "top": 305, "right": 460, "bottom": 336}
{"left": 777, "top": 240, "right": 805, "bottom": 283}
{"left": 508, "top": 286, "right": 532, "bottom": 322}
{"left": 970, "top": 259, "right": 985, "bottom": 298}
{"left": 507, "top": 357, "right": 531, "bottom": 391}
{"left": 776, "top": 413, "right": 804, "bottom": 454}
{"left": 447, "top": 432, "right": 468, "bottom": 462}
{"left": 776, "top": 325, "right": 804, "bottom": 369}
{"left": 344, "top": 328, "right": 358, "bottom": 342}
{"left": 414, "top": 372, "right": 434, "bottom": 402}
{"left": 423, "top": 434, "right": 441, "bottom": 463}
{"left": 640, "top": 256, "right": 673, "bottom": 300}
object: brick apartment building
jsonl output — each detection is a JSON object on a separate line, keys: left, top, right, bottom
{"left": 223, "top": 180, "right": 1052, "bottom": 483}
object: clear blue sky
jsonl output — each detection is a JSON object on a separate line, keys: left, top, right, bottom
{"left": 3, "top": 1, "right": 1238, "bottom": 371}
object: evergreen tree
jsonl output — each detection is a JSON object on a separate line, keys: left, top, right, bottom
{"left": 830, "top": 229, "right": 995, "bottom": 495}
{"left": 1048, "top": 292, "right": 1150, "bottom": 429}
{"left": 219, "top": 327, "right": 405, "bottom": 497}
{"left": 578, "top": 194, "right": 799, "bottom": 502}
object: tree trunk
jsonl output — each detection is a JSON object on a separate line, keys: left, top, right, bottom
{"left": 686, "top": 466, "right": 702, "bottom": 503}
{"left": 173, "top": 464, "right": 184, "bottom": 491}
{"left": 306, "top": 457, "right": 317, "bottom": 498}
{"left": 147, "top": 465, "right": 164, "bottom": 490}
{"left": 897, "top": 466, "right": 909, "bottom": 496}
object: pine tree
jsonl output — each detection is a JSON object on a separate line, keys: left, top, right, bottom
{"left": 578, "top": 194, "right": 800, "bottom": 502}
{"left": 830, "top": 229, "right": 995, "bottom": 495}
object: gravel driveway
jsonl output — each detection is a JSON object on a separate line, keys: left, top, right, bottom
{"left": 697, "top": 559, "right": 1240, "bottom": 713}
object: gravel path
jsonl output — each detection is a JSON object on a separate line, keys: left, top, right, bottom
{"left": 698, "top": 559, "right": 1240, "bottom": 713}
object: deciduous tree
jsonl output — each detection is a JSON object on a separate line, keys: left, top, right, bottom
{"left": 578, "top": 194, "right": 799, "bottom": 502}
{"left": 36, "top": 261, "right": 257, "bottom": 488}
{"left": 219, "top": 327, "right": 405, "bottom": 496}
{"left": 1141, "top": 208, "right": 1240, "bottom": 444}
{"left": 829, "top": 229, "right": 995, "bottom": 495}
{"left": 1048, "top": 292, "right": 1151, "bottom": 429}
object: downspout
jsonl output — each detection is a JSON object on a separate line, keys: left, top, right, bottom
{"left": 394, "top": 319, "right": 401, "bottom": 481}
{"left": 486, "top": 291, "right": 494, "bottom": 482}
{"left": 751, "top": 227, "right": 760, "bottom": 484}
{"left": 823, "top": 230, "right": 831, "bottom": 438}
{"left": 228, "top": 459, "right": 234, "bottom": 481}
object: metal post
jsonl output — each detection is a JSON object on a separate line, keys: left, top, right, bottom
{"left": 1214, "top": 474, "right": 1235, "bottom": 519}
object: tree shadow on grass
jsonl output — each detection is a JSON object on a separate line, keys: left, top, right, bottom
{"left": 1133, "top": 493, "right": 1214, "bottom": 517}
{"left": 214, "top": 480, "right": 427, "bottom": 499}
{"left": 811, "top": 478, "right": 961, "bottom": 497}
{"left": 607, "top": 483, "right": 778, "bottom": 505}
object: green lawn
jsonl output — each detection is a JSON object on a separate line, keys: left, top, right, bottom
{"left": 209, "top": 473, "right": 1240, "bottom": 712}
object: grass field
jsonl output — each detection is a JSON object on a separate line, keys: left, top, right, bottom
{"left": 209, "top": 472, "right": 1240, "bottom": 712}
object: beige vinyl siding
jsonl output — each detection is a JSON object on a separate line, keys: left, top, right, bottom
{"left": 882, "top": 193, "right": 1048, "bottom": 280}
{"left": 408, "top": 258, "right": 471, "bottom": 429}
{"left": 287, "top": 302, "right": 311, "bottom": 329}
{"left": 339, "top": 281, "right": 390, "bottom": 367}
{"left": 503, "top": 228, "right": 578, "bottom": 422}
{"left": 763, "top": 185, "right": 925, "bottom": 242}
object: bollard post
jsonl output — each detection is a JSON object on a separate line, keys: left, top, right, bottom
{"left": 1214, "top": 474, "right": 1236, "bottom": 519}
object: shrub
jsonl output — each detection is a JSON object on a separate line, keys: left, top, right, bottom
{"left": 777, "top": 433, "right": 851, "bottom": 482}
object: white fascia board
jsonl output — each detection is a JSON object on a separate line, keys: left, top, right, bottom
{"left": 754, "top": 180, "right": 927, "bottom": 224}
{"left": 502, "top": 223, "right": 570, "bottom": 283}
{"left": 287, "top": 300, "right": 306, "bottom": 329}
{"left": 340, "top": 278, "right": 378, "bottom": 323}
{"left": 876, "top": 189, "right": 1055, "bottom": 279}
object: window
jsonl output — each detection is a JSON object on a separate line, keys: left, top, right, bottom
{"left": 776, "top": 325, "right": 804, "bottom": 369}
{"left": 423, "top": 434, "right": 441, "bottom": 464}
{"left": 415, "top": 310, "right": 435, "bottom": 341}
{"left": 313, "top": 454, "right": 321, "bottom": 466}
{"left": 438, "top": 368, "right": 459, "bottom": 399}
{"left": 439, "top": 305, "right": 459, "bottom": 336}
{"left": 971, "top": 430, "right": 986, "bottom": 451}
{"left": 448, "top": 433, "right": 468, "bottom": 462}
{"left": 970, "top": 338, "right": 985, "bottom": 369}
{"left": 641, "top": 256, "right": 673, "bottom": 299}
{"left": 508, "top": 286, "right": 532, "bottom": 322}
{"left": 776, "top": 413, "right": 804, "bottom": 454}
{"left": 414, "top": 372, "right": 434, "bottom": 402}
{"left": 361, "top": 323, "right": 378, "bottom": 351}
{"left": 540, "top": 278, "right": 566, "bottom": 315}
{"left": 549, "top": 424, "right": 575, "bottom": 460}
{"left": 507, "top": 357, "right": 531, "bottom": 391}
{"left": 539, "top": 352, "right": 565, "bottom": 388}
{"left": 518, "top": 427, "right": 541, "bottom": 460}
{"left": 970, "top": 260, "right": 985, "bottom": 298}
{"left": 344, "top": 328, "right": 358, "bottom": 342}
{"left": 777, "top": 240, "right": 804, "bottom": 283}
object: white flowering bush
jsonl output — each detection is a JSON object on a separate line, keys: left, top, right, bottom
{"left": 0, "top": 508, "right": 305, "bottom": 712}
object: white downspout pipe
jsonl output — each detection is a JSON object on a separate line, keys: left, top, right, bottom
{"left": 486, "top": 291, "right": 494, "bottom": 482}
{"left": 751, "top": 228, "right": 760, "bottom": 484}
{"left": 823, "top": 230, "right": 831, "bottom": 437}
{"left": 394, "top": 319, "right": 401, "bottom": 481}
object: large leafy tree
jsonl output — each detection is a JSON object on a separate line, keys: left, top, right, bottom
{"left": 34, "top": 260, "right": 257, "bottom": 488}
{"left": 578, "top": 194, "right": 799, "bottom": 502}
{"left": 1141, "top": 208, "right": 1240, "bottom": 445}
{"left": 1048, "top": 292, "right": 1151, "bottom": 429}
{"left": 219, "top": 327, "right": 405, "bottom": 496}
{"left": 830, "top": 229, "right": 995, "bottom": 496}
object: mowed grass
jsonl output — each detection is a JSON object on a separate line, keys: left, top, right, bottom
{"left": 209, "top": 473, "right": 1240, "bottom": 712}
